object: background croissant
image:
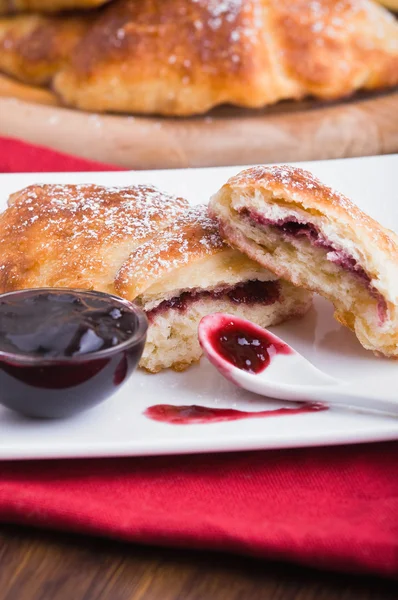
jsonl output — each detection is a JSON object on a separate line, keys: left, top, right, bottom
{"left": 0, "top": 0, "right": 108, "bottom": 13}
{"left": 0, "top": 0, "right": 396, "bottom": 116}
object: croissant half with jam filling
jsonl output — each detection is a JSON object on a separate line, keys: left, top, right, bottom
{"left": 209, "top": 165, "right": 398, "bottom": 358}
{"left": 115, "top": 205, "right": 312, "bottom": 372}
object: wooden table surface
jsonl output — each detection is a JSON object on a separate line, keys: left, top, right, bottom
{"left": 0, "top": 525, "right": 396, "bottom": 600}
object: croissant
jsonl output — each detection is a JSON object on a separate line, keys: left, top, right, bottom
{"left": 0, "top": 13, "right": 89, "bottom": 85}
{"left": 0, "top": 0, "right": 108, "bottom": 13}
{"left": 0, "top": 184, "right": 312, "bottom": 372}
{"left": 115, "top": 205, "right": 312, "bottom": 372}
{"left": 53, "top": 0, "right": 398, "bottom": 116}
{"left": 0, "top": 0, "right": 397, "bottom": 116}
{"left": 0, "top": 183, "right": 189, "bottom": 293}
{"left": 209, "top": 165, "right": 398, "bottom": 358}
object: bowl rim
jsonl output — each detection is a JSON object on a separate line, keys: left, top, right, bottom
{"left": 0, "top": 288, "right": 148, "bottom": 366}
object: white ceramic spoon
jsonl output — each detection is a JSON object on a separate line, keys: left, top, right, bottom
{"left": 198, "top": 313, "right": 398, "bottom": 418}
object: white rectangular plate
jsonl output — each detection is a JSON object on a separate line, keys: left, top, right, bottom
{"left": 0, "top": 155, "right": 398, "bottom": 459}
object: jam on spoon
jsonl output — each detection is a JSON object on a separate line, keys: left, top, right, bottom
{"left": 0, "top": 288, "right": 147, "bottom": 418}
{"left": 210, "top": 318, "right": 292, "bottom": 374}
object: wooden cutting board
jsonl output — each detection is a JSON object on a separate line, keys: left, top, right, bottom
{"left": 0, "top": 75, "right": 397, "bottom": 169}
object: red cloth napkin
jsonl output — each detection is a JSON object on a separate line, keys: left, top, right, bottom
{"left": 0, "top": 136, "right": 123, "bottom": 173}
{"left": 0, "top": 136, "right": 397, "bottom": 579}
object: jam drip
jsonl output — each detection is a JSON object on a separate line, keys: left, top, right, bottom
{"left": 148, "top": 280, "right": 280, "bottom": 319}
{"left": 211, "top": 319, "right": 292, "bottom": 374}
{"left": 145, "top": 402, "right": 327, "bottom": 424}
{"left": 0, "top": 291, "right": 138, "bottom": 358}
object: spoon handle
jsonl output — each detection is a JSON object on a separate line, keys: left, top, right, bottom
{"left": 305, "top": 385, "right": 398, "bottom": 418}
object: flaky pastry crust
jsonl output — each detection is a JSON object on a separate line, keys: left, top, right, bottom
{"left": 0, "top": 183, "right": 189, "bottom": 294}
{"left": 116, "top": 204, "right": 281, "bottom": 306}
{"left": 209, "top": 165, "right": 398, "bottom": 357}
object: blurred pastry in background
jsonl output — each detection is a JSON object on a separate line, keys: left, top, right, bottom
{"left": 0, "top": 13, "right": 89, "bottom": 85}
{"left": 0, "top": 0, "right": 397, "bottom": 116}
{"left": 0, "top": 71, "right": 58, "bottom": 103}
{"left": 375, "top": 1, "right": 398, "bottom": 11}
{"left": 55, "top": 0, "right": 398, "bottom": 116}
{"left": 0, "top": 0, "right": 109, "bottom": 14}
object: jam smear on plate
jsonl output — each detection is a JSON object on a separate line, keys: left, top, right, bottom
{"left": 145, "top": 402, "right": 327, "bottom": 424}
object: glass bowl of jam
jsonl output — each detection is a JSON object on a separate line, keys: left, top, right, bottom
{"left": 0, "top": 288, "right": 148, "bottom": 418}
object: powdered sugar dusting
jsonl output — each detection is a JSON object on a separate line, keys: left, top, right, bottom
{"left": 164, "top": 0, "right": 260, "bottom": 75}
{"left": 230, "top": 165, "right": 356, "bottom": 211}
{"left": 0, "top": 183, "right": 188, "bottom": 291}
{"left": 204, "top": 0, "right": 261, "bottom": 56}
{"left": 204, "top": 0, "right": 242, "bottom": 30}
{"left": 6, "top": 183, "right": 186, "bottom": 241}
{"left": 116, "top": 205, "right": 224, "bottom": 294}
{"left": 283, "top": 0, "right": 395, "bottom": 57}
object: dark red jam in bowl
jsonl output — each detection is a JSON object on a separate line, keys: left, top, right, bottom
{"left": 0, "top": 289, "right": 147, "bottom": 418}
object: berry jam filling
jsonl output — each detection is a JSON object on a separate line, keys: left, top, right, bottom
{"left": 0, "top": 291, "right": 138, "bottom": 358}
{"left": 148, "top": 280, "right": 280, "bottom": 319}
{"left": 242, "top": 209, "right": 387, "bottom": 322}
{"left": 211, "top": 318, "right": 292, "bottom": 374}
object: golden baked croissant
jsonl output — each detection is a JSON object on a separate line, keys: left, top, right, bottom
{"left": 0, "top": 0, "right": 397, "bottom": 115}
{"left": 0, "top": 183, "right": 189, "bottom": 293}
{"left": 0, "top": 13, "right": 89, "bottom": 85}
{"left": 53, "top": 0, "right": 398, "bottom": 116}
{"left": 0, "top": 0, "right": 108, "bottom": 13}
{"left": 209, "top": 165, "right": 398, "bottom": 358}
{"left": 0, "top": 184, "right": 312, "bottom": 372}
